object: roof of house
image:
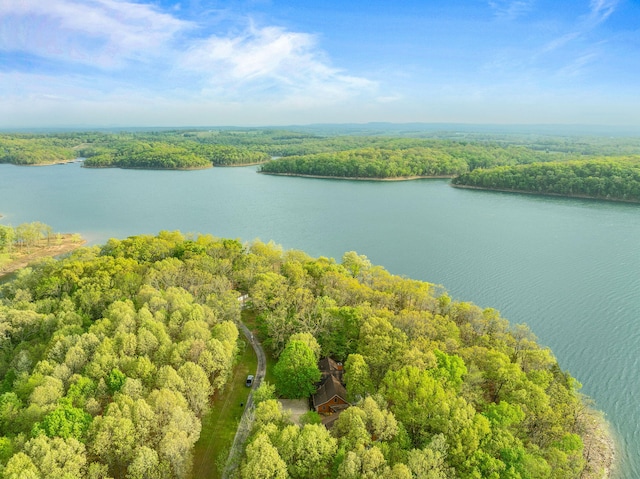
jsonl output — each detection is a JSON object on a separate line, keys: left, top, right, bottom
{"left": 321, "top": 410, "right": 345, "bottom": 429}
{"left": 319, "top": 357, "right": 341, "bottom": 373}
{"left": 313, "top": 375, "right": 348, "bottom": 408}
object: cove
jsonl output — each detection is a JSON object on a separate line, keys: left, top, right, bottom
{"left": 1, "top": 162, "right": 638, "bottom": 478}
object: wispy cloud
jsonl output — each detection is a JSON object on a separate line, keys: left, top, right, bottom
{"left": 540, "top": 32, "right": 581, "bottom": 54}
{"left": 526, "top": 0, "right": 619, "bottom": 82}
{"left": 588, "top": 0, "right": 618, "bottom": 25}
{"left": 488, "top": 0, "right": 534, "bottom": 20}
{"left": 540, "top": 0, "right": 618, "bottom": 53}
{"left": 557, "top": 51, "right": 599, "bottom": 77}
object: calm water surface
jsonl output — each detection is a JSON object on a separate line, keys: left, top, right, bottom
{"left": 1, "top": 163, "right": 639, "bottom": 477}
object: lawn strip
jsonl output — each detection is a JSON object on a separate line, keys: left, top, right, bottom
{"left": 190, "top": 335, "right": 257, "bottom": 479}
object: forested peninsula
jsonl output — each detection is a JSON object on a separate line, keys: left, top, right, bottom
{"left": 0, "top": 231, "right": 613, "bottom": 478}
{"left": 451, "top": 158, "right": 640, "bottom": 203}
{"left": 258, "top": 144, "right": 565, "bottom": 179}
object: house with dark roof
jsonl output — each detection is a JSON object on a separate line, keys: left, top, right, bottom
{"left": 312, "top": 375, "right": 349, "bottom": 414}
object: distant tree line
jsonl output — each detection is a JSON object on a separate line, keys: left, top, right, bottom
{"left": 452, "top": 158, "right": 640, "bottom": 202}
{"left": 0, "top": 132, "right": 270, "bottom": 168}
{"left": 3, "top": 130, "right": 639, "bottom": 189}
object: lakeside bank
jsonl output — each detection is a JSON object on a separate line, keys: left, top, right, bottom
{"left": 450, "top": 183, "right": 640, "bottom": 204}
{"left": 258, "top": 171, "right": 455, "bottom": 181}
{"left": 0, "top": 234, "right": 86, "bottom": 279}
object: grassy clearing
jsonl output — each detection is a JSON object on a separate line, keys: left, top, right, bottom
{"left": 190, "top": 334, "right": 258, "bottom": 479}
{"left": 0, "top": 234, "right": 85, "bottom": 278}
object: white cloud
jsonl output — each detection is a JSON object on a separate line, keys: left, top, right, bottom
{"left": 0, "top": 0, "right": 191, "bottom": 67}
{"left": 0, "top": 0, "right": 375, "bottom": 106}
{"left": 182, "top": 24, "right": 376, "bottom": 102}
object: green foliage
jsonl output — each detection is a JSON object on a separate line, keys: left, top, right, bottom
{"left": 0, "top": 222, "right": 58, "bottom": 255}
{"left": 4, "top": 436, "right": 88, "bottom": 479}
{"left": 253, "top": 382, "right": 276, "bottom": 405}
{"left": 0, "top": 131, "right": 270, "bottom": 168}
{"left": 241, "top": 432, "right": 288, "bottom": 479}
{"left": 343, "top": 353, "right": 373, "bottom": 402}
{"left": 3, "top": 129, "right": 640, "bottom": 172}
{"left": 106, "top": 368, "right": 126, "bottom": 393}
{"left": 0, "top": 436, "right": 13, "bottom": 465}
{"left": 260, "top": 146, "right": 470, "bottom": 178}
{"left": 273, "top": 340, "right": 321, "bottom": 398}
{"left": 299, "top": 411, "right": 322, "bottom": 425}
{"left": 33, "top": 404, "right": 92, "bottom": 440}
{"left": 0, "top": 230, "right": 598, "bottom": 479}
{"left": 0, "top": 134, "right": 77, "bottom": 165}
{"left": 431, "top": 349, "right": 467, "bottom": 391}
{"left": 233, "top": 238, "right": 593, "bottom": 477}
{"left": 452, "top": 157, "right": 640, "bottom": 202}
{"left": 0, "top": 231, "right": 240, "bottom": 479}
{"left": 82, "top": 142, "right": 211, "bottom": 169}
{"left": 258, "top": 141, "right": 574, "bottom": 179}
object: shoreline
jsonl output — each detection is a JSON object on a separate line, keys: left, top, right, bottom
{"left": 2, "top": 158, "right": 83, "bottom": 167}
{"left": 258, "top": 171, "right": 455, "bottom": 181}
{"left": 580, "top": 405, "right": 618, "bottom": 479}
{"left": 450, "top": 183, "right": 640, "bottom": 204}
{"left": 82, "top": 164, "right": 212, "bottom": 171}
{"left": 215, "top": 161, "right": 268, "bottom": 167}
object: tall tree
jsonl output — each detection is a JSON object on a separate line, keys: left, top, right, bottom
{"left": 241, "top": 432, "right": 288, "bottom": 479}
{"left": 273, "top": 340, "right": 321, "bottom": 399}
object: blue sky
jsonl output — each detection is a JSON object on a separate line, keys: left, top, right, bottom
{"left": 1, "top": 0, "right": 638, "bottom": 127}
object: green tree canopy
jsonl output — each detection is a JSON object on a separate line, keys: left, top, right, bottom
{"left": 273, "top": 340, "right": 321, "bottom": 399}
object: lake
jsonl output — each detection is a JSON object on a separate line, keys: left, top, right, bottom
{"left": 1, "top": 162, "right": 638, "bottom": 478}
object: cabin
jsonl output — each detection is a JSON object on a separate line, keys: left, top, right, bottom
{"left": 312, "top": 374, "right": 349, "bottom": 414}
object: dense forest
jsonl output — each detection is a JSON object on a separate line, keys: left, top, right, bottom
{"left": 258, "top": 143, "right": 565, "bottom": 179}
{"left": 0, "top": 231, "right": 605, "bottom": 477}
{"left": 82, "top": 142, "right": 211, "bottom": 169}
{"left": 260, "top": 148, "right": 466, "bottom": 178}
{"left": 235, "top": 250, "right": 604, "bottom": 479}
{"left": 0, "top": 232, "right": 244, "bottom": 478}
{"left": 451, "top": 158, "right": 640, "bottom": 202}
{"left": 80, "top": 138, "right": 270, "bottom": 169}
{"left": 0, "top": 136, "right": 76, "bottom": 165}
{"left": 0, "top": 132, "right": 270, "bottom": 168}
